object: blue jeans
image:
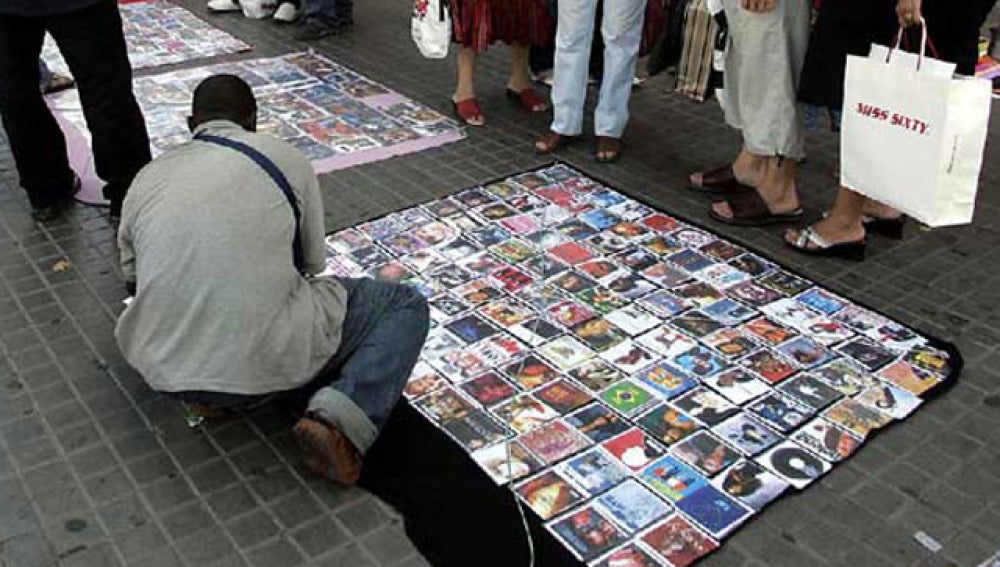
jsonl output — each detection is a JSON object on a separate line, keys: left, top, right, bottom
{"left": 550, "top": 0, "right": 647, "bottom": 138}
{"left": 173, "top": 278, "right": 430, "bottom": 454}
{"left": 302, "top": 0, "right": 354, "bottom": 27}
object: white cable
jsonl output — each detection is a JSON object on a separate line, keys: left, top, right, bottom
{"left": 507, "top": 440, "right": 536, "bottom": 567}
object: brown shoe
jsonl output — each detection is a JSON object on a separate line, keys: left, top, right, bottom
{"left": 535, "top": 130, "right": 577, "bottom": 154}
{"left": 595, "top": 136, "right": 621, "bottom": 163}
{"left": 293, "top": 415, "right": 362, "bottom": 486}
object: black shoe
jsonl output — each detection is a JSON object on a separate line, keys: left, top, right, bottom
{"left": 31, "top": 175, "right": 81, "bottom": 223}
{"left": 295, "top": 20, "right": 339, "bottom": 41}
{"left": 863, "top": 215, "right": 906, "bottom": 240}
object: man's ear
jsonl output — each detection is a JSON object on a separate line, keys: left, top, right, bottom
{"left": 187, "top": 116, "right": 196, "bottom": 133}
{"left": 247, "top": 113, "right": 257, "bottom": 133}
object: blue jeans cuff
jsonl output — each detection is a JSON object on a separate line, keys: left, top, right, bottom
{"left": 308, "top": 387, "right": 379, "bottom": 454}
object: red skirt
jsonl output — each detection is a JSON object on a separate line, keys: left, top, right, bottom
{"left": 450, "top": 0, "right": 554, "bottom": 52}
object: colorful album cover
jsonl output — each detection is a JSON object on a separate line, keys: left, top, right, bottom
{"left": 638, "top": 290, "right": 690, "bottom": 318}
{"left": 605, "top": 305, "right": 662, "bottom": 336}
{"left": 591, "top": 544, "right": 664, "bottom": 567}
{"left": 519, "top": 419, "right": 593, "bottom": 464}
{"left": 675, "top": 485, "right": 752, "bottom": 537}
{"left": 460, "top": 372, "right": 518, "bottom": 406}
{"left": 569, "top": 359, "right": 626, "bottom": 393}
{"left": 596, "top": 479, "right": 673, "bottom": 533}
{"left": 414, "top": 386, "right": 476, "bottom": 424}
{"left": 777, "top": 336, "right": 835, "bottom": 369}
{"left": 538, "top": 336, "right": 596, "bottom": 371}
{"left": 670, "top": 430, "right": 741, "bottom": 477}
{"left": 573, "top": 318, "right": 629, "bottom": 353}
{"left": 702, "top": 329, "right": 760, "bottom": 360}
{"left": 702, "top": 369, "right": 770, "bottom": 405}
{"left": 740, "top": 349, "right": 798, "bottom": 384}
{"left": 878, "top": 361, "right": 939, "bottom": 396}
{"left": 535, "top": 379, "right": 594, "bottom": 414}
{"left": 404, "top": 363, "right": 447, "bottom": 399}
{"left": 796, "top": 288, "right": 848, "bottom": 316}
{"left": 640, "top": 515, "right": 719, "bottom": 567}
{"left": 640, "top": 455, "right": 708, "bottom": 502}
{"left": 607, "top": 274, "right": 659, "bottom": 300}
{"left": 566, "top": 402, "right": 632, "bottom": 443}
{"left": 635, "top": 363, "right": 699, "bottom": 401}
{"left": 711, "top": 413, "right": 782, "bottom": 456}
{"left": 604, "top": 429, "right": 668, "bottom": 472}
{"left": 602, "top": 380, "right": 657, "bottom": 416}
{"left": 491, "top": 394, "right": 560, "bottom": 434}
{"left": 757, "top": 441, "right": 832, "bottom": 489}
{"left": 757, "top": 270, "right": 812, "bottom": 297}
{"left": 777, "top": 373, "right": 844, "bottom": 410}
{"left": 635, "top": 404, "right": 699, "bottom": 446}
{"left": 516, "top": 470, "right": 586, "bottom": 520}
{"left": 823, "top": 398, "right": 893, "bottom": 438}
{"left": 509, "top": 318, "right": 564, "bottom": 347}
{"left": 812, "top": 358, "right": 880, "bottom": 396}
{"left": 472, "top": 441, "right": 542, "bottom": 484}
{"left": 637, "top": 327, "right": 699, "bottom": 359}
{"left": 504, "top": 356, "right": 561, "bottom": 390}
{"left": 673, "top": 388, "right": 740, "bottom": 426}
{"left": 670, "top": 312, "right": 724, "bottom": 339}
{"left": 601, "top": 342, "right": 657, "bottom": 375}
{"left": 746, "top": 392, "right": 813, "bottom": 433}
{"left": 742, "top": 317, "right": 798, "bottom": 345}
{"left": 790, "top": 418, "right": 861, "bottom": 462}
{"left": 836, "top": 338, "right": 898, "bottom": 371}
{"left": 673, "top": 346, "right": 730, "bottom": 378}
{"left": 711, "top": 460, "right": 790, "bottom": 510}
{"left": 549, "top": 506, "right": 628, "bottom": 561}
{"left": 442, "top": 409, "right": 512, "bottom": 451}
{"left": 725, "top": 281, "right": 783, "bottom": 308}
{"left": 557, "top": 448, "right": 631, "bottom": 496}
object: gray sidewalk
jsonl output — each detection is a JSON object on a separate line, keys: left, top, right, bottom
{"left": 2, "top": 0, "right": 999, "bottom": 566}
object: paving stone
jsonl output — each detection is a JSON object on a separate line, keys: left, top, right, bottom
{"left": 227, "top": 509, "right": 281, "bottom": 548}
{"left": 271, "top": 490, "right": 324, "bottom": 530}
{"left": 161, "top": 502, "right": 216, "bottom": 540}
{"left": 315, "top": 542, "right": 377, "bottom": 567}
{"left": 112, "top": 521, "right": 170, "bottom": 561}
{"left": 247, "top": 538, "right": 305, "bottom": 567}
{"left": 206, "top": 484, "right": 261, "bottom": 521}
{"left": 335, "top": 498, "right": 388, "bottom": 537}
{"left": 292, "top": 517, "right": 351, "bottom": 558}
{"left": 175, "top": 526, "right": 237, "bottom": 564}
{"left": 360, "top": 525, "right": 419, "bottom": 567}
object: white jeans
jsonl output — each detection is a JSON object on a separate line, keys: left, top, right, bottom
{"left": 550, "top": 0, "right": 647, "bottom": 138}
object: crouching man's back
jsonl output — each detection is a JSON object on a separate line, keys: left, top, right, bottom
{"left": 115, "top": 75, "right": 429, "bottom": 487}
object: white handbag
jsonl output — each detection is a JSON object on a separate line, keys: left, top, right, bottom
{"left": 412, "top": 0, "right": 452, "bottom": 59}
{"left": 841, "top": 20, "right": 993, "bottom": 227}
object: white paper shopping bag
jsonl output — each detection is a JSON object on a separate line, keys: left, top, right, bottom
{"left": 841, "top": 21, "right": 992, "bottom": 227}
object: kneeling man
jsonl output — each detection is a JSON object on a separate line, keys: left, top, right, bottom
{"left": 115, "top": 75, "right": 429, "bottom": 485}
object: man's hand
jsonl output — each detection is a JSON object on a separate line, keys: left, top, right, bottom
{"left": 741, "top": 0, "right": 776, "bottom": 13}
{"left": 897, "top": 0, "right": 922, "bottom": 27}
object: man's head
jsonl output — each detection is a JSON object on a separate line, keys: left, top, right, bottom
{"left": 188, "top": 74, "right": 257, "bottom": 133}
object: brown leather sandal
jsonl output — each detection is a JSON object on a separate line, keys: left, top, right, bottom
{"left": 535, "top": 131, "right": 577, "bottom": 154}
{"left": 595, "top": 136, "right": 621, "bottom": 163}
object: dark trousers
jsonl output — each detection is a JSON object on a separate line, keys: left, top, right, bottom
{"left": 302, "top": 0, "right": 354, "bottom": 27}
{"left": 360, "top": 400, "right": 583, "bottom": 567}
{"left": 0, "top": 0, "right": 150, "bottom": 213}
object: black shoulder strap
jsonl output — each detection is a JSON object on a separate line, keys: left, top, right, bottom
{"left": 195, "top": 133, "right": 305, "bottom": 272}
